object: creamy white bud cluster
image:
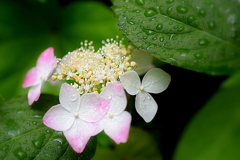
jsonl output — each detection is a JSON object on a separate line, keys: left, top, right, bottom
{"left": 52, "top": 38, "right": 137, "bottom": 94}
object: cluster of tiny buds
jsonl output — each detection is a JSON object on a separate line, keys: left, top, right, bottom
{"left": 51, "top": 37, "right": 137, "bottom": 94}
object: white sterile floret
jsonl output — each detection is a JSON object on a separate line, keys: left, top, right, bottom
{"left": 120, "top": 68, "right": 171, "bottom": 122}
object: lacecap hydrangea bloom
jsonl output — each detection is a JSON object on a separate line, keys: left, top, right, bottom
{"left": 22, "top": 37, "right": 171, "bottom": 153}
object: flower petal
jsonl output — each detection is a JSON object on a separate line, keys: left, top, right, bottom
{"left": 142, "top": 68, "right": 171, "bottom": 94}
{"left": 100, "top": 81, "right": 127, "bottom": 115}
{"left": 103, "top": 111, "right": 131, "bottom": 144}
{"left": 43, "top": 104, "right": 74, "bottom": 131}
{"left": 27, "top": 83, "right": 42, "bottom": 105}
{"left": 119, "top": 70, "right": 140, "bottom": 95}
{"left": 22, "top": 67, "right": 41, "bottom": 88}
{"left": 37, "top": 47, "right": 55, "bottom": 68}
{"left": 64, "top": 118, "right": 97, "bottom": 153}
{"left": 79, "top": 93, "right": 110, "bottom": 122}
{"left": 59, "top": 83, "right": 81, "bottom": 113}
{"left": 135, "top": 91, "right": 158, "bottom": 123}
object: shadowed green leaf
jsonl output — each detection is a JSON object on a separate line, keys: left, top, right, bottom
{"left": 112, "top": 0, "right": 240, "bottom": 75}
{"left": 173, "top": 73, "right": 240, "bottom": 160}
{"left": 0, "top": 94, "right": 97, "bottom": 160}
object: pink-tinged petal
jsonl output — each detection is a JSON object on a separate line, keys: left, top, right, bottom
{"left": 64, "top": 118, "right": 97, "bottom": 153}
{"left": 79, "top": 93, "right": 110, "bottom": 122}
{"left": 59, "top": 83, "right": 81, "bottom": 113}
{"left": 104, "top": 111, "right": 131, "bottom": 144}
{"left": 22, "top": 67, "right": 41, "bottom": 88}
{"left": 119, "top": 70, "right": 140, "bottom": 95}
{"left": 135, "top": 91, "right": 158, "bottom": 123}
{"left": 27, "top": 84, "right": 42, "bottom": 105}
{"left": 43, "top": 104, "right": 74, "bottom": 131}
{"left": 37, "top": 47, "right": 55, "bottom": 67}
{"left": 101, "top": 81, "right": 127, "bottom": 115}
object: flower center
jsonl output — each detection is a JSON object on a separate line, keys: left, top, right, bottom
{"left": 139, "top": 86, "right": 144, "bottom": 91}
{"left": 108, "top": 113, "right": 114, "bottom": 118}
{"left": 73, "top": 113, "right": 79, "bottom": 118}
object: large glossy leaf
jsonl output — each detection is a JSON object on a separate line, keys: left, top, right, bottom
{"left": 0, "top": 94, "right": 97, "bottom": 159}
{"left": 112, "top": 0, "right": 240, "bottom": 75}
{"left": 173, "top": 73, "right": 240, "bottom": 160}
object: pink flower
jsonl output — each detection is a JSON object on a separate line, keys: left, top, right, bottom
{"left": 95, "top": 81, "right": 131, "bottom": 144}
{"left": 22, "top": 47, "right": 58, "bottom": 105}
{"left": 43, "top": 83, "right": 110, "bottom": 153}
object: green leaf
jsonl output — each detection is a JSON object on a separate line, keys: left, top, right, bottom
{"left": 112, "top": 0, "right": 240, "bottom": 75}
{"left": 0, "top": 94, "right": 97, "bottom": 159}
{"left": 173, "top": 73, "right": 240, "bottom": 160}
{"left": 93, "top": 127, "right": 162, "bottom": 160}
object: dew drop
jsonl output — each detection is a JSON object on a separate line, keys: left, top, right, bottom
{"left": 198, "top": 9, "right": 206, "bottom": 17}
{"left": 177, "top": 26, "right": 185, "bottom": 32}
{"left": 32, "top": 121, "right": 37, "bottom": 125}
{"left": 127, "top": 20, "right": 135, "bottom": 25}
{"left": 159, "top": 37, "right": 165, "bottom": 42}
{"left": 69, "top": 94, "right": 77, "bottom": 101}
{"left": 198, "top": 39, "right": 210, "bottom": 46}
{"left": 166, "top": 0, "right": 174, "bottom": 4}
{"left": 142, "top": 29, "right": 156, "bottom": 35}
{"left": 32, "top": 134, "right": 45, "bottom": 149}
{"left": 166, "top": 7, "right": 173, "bottom": 15}
{"left": 177, "top": 5, "right": 188, "bottom": 14}
{"left": 143, "top": 36, "right": 148, "bottom": 39}
{"left": 156, "top": 23, "right": 163, "bottom": 30}
{"left": 14, "top": 147, "right": 27, "bottom": 160}
{"left": 194, "top": 52, "right": 203, "bottom": 59}
{"left": 53, "top": 137, "right": 64, "bottom": 145}
{"left": 135, "top": 0, "right": 145, "bottom": 6}
{"left": 133, "top": 9, "right": 141, "bottom": 13}
{"left": 207, "top": 21, "right": 216, "bottom": 30}
{"left": 152, "top": 37, "right": 157, "bottom": 40}
{"left": 187, "top": 15, "right": 196, "bottom": 23}
{"left": 144, "top": 8, "right": 158, "bottom": 17}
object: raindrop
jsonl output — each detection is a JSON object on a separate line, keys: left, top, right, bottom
{"left": 53, "top": 137, "right": 64, "bottom": 145}
{"left": 198, "top": 9, "right": 207, "bottom": 17}
{"left": 135, "top": 0, "right": 145, "bottom": 6}
{"left": 14, "top": 147, "right": 27, "bottom": 160}
{"left": 32, "top": 134, "right": 45, "bottom": 149}
{"left": 156, "top": 23, "right": 163, "bottom": 30}
{"left": 69, "top": 94, "right": 77, "bottom": 101}
{"left": 166, "top": 0, "right": 174, "bottom": 4}
{"left": 198, "top": 39, "right": 210, "bottom": 46}
{"left": 32, "top": 121, "right": 37, "bottom": 125}
{"left": 177, "top": 26, "right": 185, "bottom": 32}
{"left": 142, "top": 29, "right": 156, "bottom": 35}
{"left": 166, "top": 7, "right": 173, "bottom": 15}
{"left": 159, "top": 37, "right": 165, "bottom": 42}
{"left": 143, "top": 36, "right": 148, "bottom": 39}
{"left": 177, "top": 5, "right": 189, "bottom": 14}
{"left": 128, "top": 20, "right": 135, "bottom": 25}
{"left": 152, "top": 37, "right": 157, "bottom": 40}
{"left": 207, "top": 21, "right": 216, "bottom": 30}
{"left": 187, "top": 15, "right": 196, "bottom": 23}
{"left": 144, "top": 8, "right": 158, "bottom": 17}
{"left": 133, "top": 9, "right": 141, "bottom": 13}
{"left": 194, "top": 53, "right": 203, "bottom": 59}
{"left": 46, "top": 129, "right": 52, "bottom": 134}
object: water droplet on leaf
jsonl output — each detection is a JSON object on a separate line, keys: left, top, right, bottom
{"left": 144, "top": 8, "right": 158, "bottom": 17}
{"left": 187, "top": 15, "right": 196, "bottom": 23}
{"left": 32, "top": 134, "right": 45, "bottom": 149}
{"left": 156, "top": 23, "right": 163, "bottom": 30}
{"left": 142, "top": 29, "right": 156, "bottom": 35}
{"left": 14, "top": 147, "right": 27, "bottom": 160}
{"left": 135, "top": 0, "right": 145, "bottom": 6}
{"left": 177, "top": 5, "right": 189, "bottom": 14}
{"left": 207, "top": 21, "right": 216, "bottom": 30}
{"left": 198, "top": 9, "right": 207, "bottom": 17}
{"left": 166, "top": 7, "right": 173, "bottom": 15}
{"left": 198, "top": 39, "right": 210, "bottom": 46}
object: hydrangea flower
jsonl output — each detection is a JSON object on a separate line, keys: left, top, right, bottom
{"left": 95, "top": 81, "right": 131, "bottom": 144}
{"left": 43, "top": 83, "right": 110, "bottom": 153}
{"left": 22, "top": 47, "right": 58, "bottom": 105}
{"left": 120, "top": 68, "right": 171, "bottom": 122}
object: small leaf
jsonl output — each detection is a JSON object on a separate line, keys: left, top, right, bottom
{"left": 112, "top": 0, "right": 240, "bottom": 75}
{"left": 173, "top": 73, "right": 240, "bottom": 160}
{"left": 0, "top": 94, "right": 97, "bottom": 159}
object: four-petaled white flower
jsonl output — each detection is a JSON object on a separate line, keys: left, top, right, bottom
{"left": 43, "top": 83, "right": 110, "bottom": 153}
{"left": 95, "top": 81, "right": 131, "bottom": 144}
{"left": 22, "top": 47, "right": 58, "bottom": 105}
{"left": 120, "top": 68, "right": 171, "bottom": 122}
